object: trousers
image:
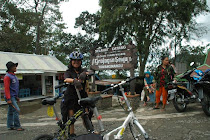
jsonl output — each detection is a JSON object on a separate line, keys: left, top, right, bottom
{"left": 156, "top": 86, "right": 168, "bottom": 105}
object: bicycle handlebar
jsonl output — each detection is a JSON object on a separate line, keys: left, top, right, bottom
{"left": 100, "top": 77, "right": 138, "bottom": 94}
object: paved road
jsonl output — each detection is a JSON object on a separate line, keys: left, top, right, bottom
{"left": 0, "top": 98, "right": 210, "bottom": 140}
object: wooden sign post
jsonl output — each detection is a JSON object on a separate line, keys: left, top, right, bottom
{"left": 90, "top": 44, "right": 137, "bottom": 94}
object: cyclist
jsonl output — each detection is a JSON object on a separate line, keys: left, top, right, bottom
{"left": 62, "top": 51, "right": 89, "bottom": 138}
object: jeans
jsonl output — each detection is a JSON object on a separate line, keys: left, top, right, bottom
{"left": 5, "top": 97, "right": 21, "bottom": 128}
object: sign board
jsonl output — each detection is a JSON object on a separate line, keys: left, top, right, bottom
{"left": 90, "top": 45, "right": 137, "bottom": 70}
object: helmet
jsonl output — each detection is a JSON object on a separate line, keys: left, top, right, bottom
{"left": 69, "top": 51, "right": 83, "bottom": 60}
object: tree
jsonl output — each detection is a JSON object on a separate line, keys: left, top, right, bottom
{"left": 31, "top": 0, "right": 66, "bottom": 54}
{"left": 146, "top": 44, "right": 209, "bottom": 73}
{"left": 0, "top": 0, "right": 67, "bottom": 55}
{"left": 175, "top": 44, "right": 208, "bottom": 69}
{"left": 75, "top": 11, "right": 101, "bottom": 38}
{"left": 52, "top": 11, "right": 104, "bottom": 66}
{"left": 0, "top": 1, "right": 36, "bottom": 53}
{"left": 99, "top": 0, "right": 209, "bottom": 76}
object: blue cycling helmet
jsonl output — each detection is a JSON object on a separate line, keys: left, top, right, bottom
{"left": 69, "top": 51, "right": 83, "bottom": 60}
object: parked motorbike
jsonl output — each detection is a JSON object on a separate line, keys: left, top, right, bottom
{"left": 194, "top": 69, "right": 210, "bottom": 116}
{"left": 167, "top": 62, "right": 203, "bottom": 112}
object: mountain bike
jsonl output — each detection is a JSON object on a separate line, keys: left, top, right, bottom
{"left": 33, "top": 84, "right": 104, "bottom": 140}
{"left": 33, "top": 77, "right": 149, "bottom": 140}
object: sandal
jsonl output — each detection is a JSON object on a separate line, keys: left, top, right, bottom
{"left": 153, "top": 107, "right": 160, "bottom": 109}
{"left": 16, "top": 128, "right": 25, "bottom": 131}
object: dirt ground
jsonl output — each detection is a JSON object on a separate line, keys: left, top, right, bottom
{"left": 0, "top": 97, "right": 210, "bottom": 140}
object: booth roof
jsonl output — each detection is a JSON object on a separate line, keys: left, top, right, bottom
{"left": 0, "top": 51, "right": 67, "bottom": 74}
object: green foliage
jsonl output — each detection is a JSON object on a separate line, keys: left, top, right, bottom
{"left": 99, "top": 0, "right": 209, "bottom": 76}
{"left": 75, "top": 11, "right": 101, "bottom": 36}
{"left": 53, "top": 11, "right": 105, "bottom": 66}
{"left": 176, "top": 44, "right": 208, "bottom": 69}
{"left": 0, "top": 0, "right": 67, "bottom": 55}
{"left": 0, "top": 1, "right": 36, "bottom": 53}
{"left": 146, "top": 43, "right": 209, "bottom": 72}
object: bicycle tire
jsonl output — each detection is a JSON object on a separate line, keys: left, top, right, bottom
{"left": 129, "top": 120, "right": 149, "bottom": 140}
{"left": 33, "top": 134, "right": 54, "bottom": 140}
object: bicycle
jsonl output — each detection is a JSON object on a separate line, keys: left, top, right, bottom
{"left": 101, "top": 77, "right": 149, "bottom": 140}
{"left": 33, "top": 84, "right": 104, "bottom": 140}
{"left": 34, "top": 77, "right": 149, "bottom": 140}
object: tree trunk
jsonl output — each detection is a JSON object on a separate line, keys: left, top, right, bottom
{"left": 35, "top": 1, "right": 48, "bottom": 54}
{"left": 138, "top": 44, "right": 150, "bottom": 77}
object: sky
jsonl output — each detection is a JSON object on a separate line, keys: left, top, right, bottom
{"left": 60, "top": 0, "right": 100, "bottom": 34}
{"left": 59, "top": 0, "right": 210, "bottom": 46}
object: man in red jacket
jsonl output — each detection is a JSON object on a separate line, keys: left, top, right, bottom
{"left": 4, "top": 61, "right": 24, "bottom": 131}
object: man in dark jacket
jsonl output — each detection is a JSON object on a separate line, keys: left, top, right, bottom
{"left": 4, "top": 61, "right": 24, "bottom": 131}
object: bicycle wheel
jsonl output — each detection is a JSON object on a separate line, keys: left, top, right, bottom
{"left": 129, "top": 120, "right": 149, "bottom": 140}
{"left": 33, "top": 134, "right": 54, "bottom": 140}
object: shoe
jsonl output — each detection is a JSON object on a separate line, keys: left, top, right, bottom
{"left": 8, "top": 127, "right": 16, "bottom": 130}
{"left": 16, "top": 128, "right": 24, "bottom": 131}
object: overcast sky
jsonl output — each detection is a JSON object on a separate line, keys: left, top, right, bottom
{"left": 60, "top": 0, "right": 100, "bottom": 34}
{"left": 60, "top": 0, "right": 210, "bottom": 45}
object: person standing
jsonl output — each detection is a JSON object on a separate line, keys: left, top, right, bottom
{"left": 4, "top": 61, "right": 24, "bottom": 131}
{"left": 62, "top": 51, "right": 90, "bottom": 138}
{"left": 154, "top": 56, "right": 175, "bottom": 111}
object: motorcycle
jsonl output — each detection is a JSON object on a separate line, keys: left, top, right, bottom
{"left": 167, "top": 62, "right": 203, "bottom": 112}
{"left": 194, "top": 69, "right": 210, "bottom": 116}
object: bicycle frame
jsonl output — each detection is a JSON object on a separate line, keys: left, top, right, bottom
{"left": 103, "top": 81, "right": 149, "bottom": 140}
{"left": 53, "top": 107, "right": 84, "bottom": 140}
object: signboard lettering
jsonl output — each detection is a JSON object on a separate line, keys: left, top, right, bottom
{"left": 90, "top": 45, "right": 137, "bottom": 70}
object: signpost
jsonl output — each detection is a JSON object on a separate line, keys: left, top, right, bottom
{"left": 90, "top": 44, "right": 138, "bottom": 94}
{"left": 90, "top": 45, "right": 137, "bottom": 70}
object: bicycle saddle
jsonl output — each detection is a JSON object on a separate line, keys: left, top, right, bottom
{"left": 79, "top": 96, "right": 102, "bottom": 108}
{"left": 42, "top": 96, "right": 59, "bottom": 105}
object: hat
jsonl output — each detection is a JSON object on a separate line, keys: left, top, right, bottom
{"left": 6, "top": 61, "right": 18, "bottom": 72}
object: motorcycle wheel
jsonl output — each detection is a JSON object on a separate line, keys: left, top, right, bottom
{"left": 202, "top": 93, "right": 210, "bottom": 116}
{"left": 173, "top": 92, "right": 187, "bottom": 112}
